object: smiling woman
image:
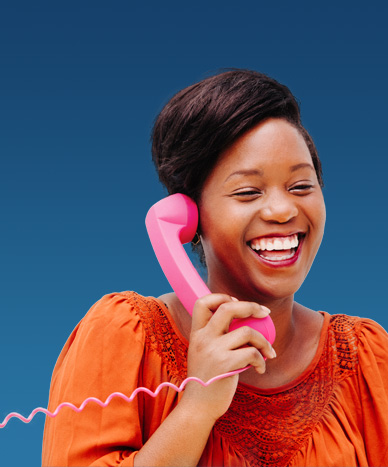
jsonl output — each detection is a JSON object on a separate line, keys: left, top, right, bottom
{"left": 198, "top": 119, "right": 326, "bottom": 305}
{"left": 42, "top": 70, "right": 388, "bottom": 467}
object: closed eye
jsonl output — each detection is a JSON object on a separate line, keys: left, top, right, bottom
{"left": 233, "top": 190, "right": 262, "bottom": 198}
{"left": 289, "top": 184, "right": 314, "bottom": 194}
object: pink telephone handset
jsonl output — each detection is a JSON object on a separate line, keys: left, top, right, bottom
{"left": 145, "top": 193, "right": 275, "bottom": 344}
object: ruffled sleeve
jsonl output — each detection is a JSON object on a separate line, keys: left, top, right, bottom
{"left": 356, "top": 318, "right": 388, "bottom": 465}
{"left": 291, "top": 315, "right": 388, "bottom": 466}
{"left": 42, "top": 292, "right": 150, "bottom": 466}
{"left": 42, "top": 291, "right": 257, "bottom": 467}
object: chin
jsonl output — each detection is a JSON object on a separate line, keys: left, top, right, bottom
{"left": 248, "top": 276, "right": 306, "bottom": 303}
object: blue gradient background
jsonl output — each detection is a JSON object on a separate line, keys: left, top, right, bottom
{"left": 1, "top": 1, "right": 387, "bottom": 464}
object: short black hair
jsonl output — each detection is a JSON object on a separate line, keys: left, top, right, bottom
{"left": 151, "top": 69, "right": 323, "bottom": 262}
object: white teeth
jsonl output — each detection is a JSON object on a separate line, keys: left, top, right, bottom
{"left": 283, "top": 238, "right": 292, "bottom": 249}
{"left": 260, "top": 251, "right": 296, "bottom": 261}
{"left": 250, "top": 233, "right": 300, "bottom": 251}
{"left": 273, "top": 239, "right": 283, "bottom": 250}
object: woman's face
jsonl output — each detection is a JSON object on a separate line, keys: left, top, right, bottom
{"left": 198, "top": 118, "right": 326, "bottom": 303}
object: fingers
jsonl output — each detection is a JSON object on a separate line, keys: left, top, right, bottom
{"left": 220, "top": 325, "right": 277, "bottom": 361}
{"left": 190, "top": 293, "right": 235, "bottom": 332}
{"left": 191, "top": 294, "right": 271, "bottom": 334}
{"left": 210, "top": 300, "right": 271, "bottom": 334}
{"left": 190, "top": 294, "right": 276, "bottom": 375}
{"left": 231, "top": 345, "right": 270, "bottom": 374}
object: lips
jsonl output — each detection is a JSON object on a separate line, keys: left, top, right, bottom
{"left": 248, "top": 233, "right": 304, "bottom": 264}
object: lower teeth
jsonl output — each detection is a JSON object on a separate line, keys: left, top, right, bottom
{"left": 258, "top": 249, "right": 296, "bottom": 261}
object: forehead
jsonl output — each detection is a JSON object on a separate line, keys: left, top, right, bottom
{"left": 211, "top": 118, "right": 313, "bottom": 180}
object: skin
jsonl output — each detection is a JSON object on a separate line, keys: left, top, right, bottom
{"left": 135, "top": 118, "right": 326, "bottom": 466}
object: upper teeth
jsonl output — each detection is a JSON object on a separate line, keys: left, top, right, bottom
{"left": 250, "top": 234, "right": 299, "bottom": 251}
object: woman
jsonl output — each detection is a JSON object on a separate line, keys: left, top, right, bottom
{"left": 42, "top": 69, "right": 388, "bottom": 466}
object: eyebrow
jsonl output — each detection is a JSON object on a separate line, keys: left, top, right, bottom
{"left": 224, "top": 169, "right": 263, "bottom": 182}
{"left": 225, "top": 163, "right": 315, "bottom": 182}
{"left": 290, "top": 163, "right": 315, "bottom": 172}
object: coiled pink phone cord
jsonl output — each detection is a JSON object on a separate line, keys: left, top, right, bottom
{"left": 0, "top": 366, "right": 247, "bottom": 428}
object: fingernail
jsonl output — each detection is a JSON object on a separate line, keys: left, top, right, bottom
{"left": 271, "top": 347, "right": 277, "bottom": 358}
{"left": 231, "top": 296, "right": 239, "bottom": 302}
{"left": 261, "top": 305, "right": 271, "bottom": 314}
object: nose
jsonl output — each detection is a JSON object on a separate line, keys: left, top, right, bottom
{"left": 259, "top": 189, "right": 298, "bottom": 224}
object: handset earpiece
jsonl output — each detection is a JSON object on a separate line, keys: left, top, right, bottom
{"left": 146, "top": 193, "right": 210, "bottom": 314}
{"left": 146, "top": 193, "right": 275, "bottom": 344}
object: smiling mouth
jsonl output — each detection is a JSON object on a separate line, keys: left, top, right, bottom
{"left": 248, "top": 233, "right": 303, "bottom": 262}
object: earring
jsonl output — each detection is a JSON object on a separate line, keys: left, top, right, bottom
{"left": 192, "top": 232, "right": 201, "bottom": 245}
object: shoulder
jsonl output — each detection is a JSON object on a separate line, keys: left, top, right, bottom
{"left": 328, "top": 312, "right": 388, "bottom": 347}
{"left": 58, "top": 292, "right": 169, "bottom": 364}
{"left": 79, "top": 291, "right": 166, "bottom": 334}
{"left": 55, "top": 292, "right": 153, "bottom": 361}
{"left": 52, "top": 291, "right": 188, "bottom": 383}
{"left": 325, "top": 313, "right": 388, "bottom": 376}
{"left": 76, "top": 291, "right": 188, "bottom": 377}
{"left": 83, "top": 290, "right": 184, "bottom": 340}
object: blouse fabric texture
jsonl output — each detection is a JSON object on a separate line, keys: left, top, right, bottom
{"left": 42, "top": 291, "right": 388, "bottom": 466}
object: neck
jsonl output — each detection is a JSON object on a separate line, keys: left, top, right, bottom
{"left": 265, "top": 296, "right": 297, "bottom": 357}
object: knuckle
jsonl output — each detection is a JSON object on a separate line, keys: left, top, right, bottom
{"left": 252, "top": 353, "right": 266, "bottom": 372}
{"left": 247, "top": 346, "right": 259, "bottom": 360}
{"left": 263, "top": 339, "right": 273, "bottom": 353}
{"left": 241, "top": 325, "right": 254, "bottom": 340}
{"left": 194, "top": 296, "right": 208, "bottom": 309}
{"left": 216, "top": 301, "right": 233, "bottom": 313}
{"left": 214, "top": 302, "right": 235, "bottom": 323}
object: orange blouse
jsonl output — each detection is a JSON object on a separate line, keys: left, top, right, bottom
{"left": 42, "top": 292, "right": 388, "bottom": 466}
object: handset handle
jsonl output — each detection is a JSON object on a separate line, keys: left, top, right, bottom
{"left": 146, "top": 194, "right": 275, "bottom": 345}
{"left": 146, "top": 193, "right": 210, "bottom": 315}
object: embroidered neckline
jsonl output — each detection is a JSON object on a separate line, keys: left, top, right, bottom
{"left": 150, "top": 296, "right": 190, "bottom": 347}
{"left": 239, "top": 311, "right": 330, "bottom": 395}
{"left": 124, "top": 292, "right": 360, "bottom": 467}
{"left": 215, "top": 314, "right": 359, "bottom": 466}
{"left": 146, "top": 293, "right": 332, "bottom": 395}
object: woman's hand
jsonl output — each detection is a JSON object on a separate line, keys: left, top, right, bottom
{"left": 181, "top": 294, "right": 276, "bottom": 423}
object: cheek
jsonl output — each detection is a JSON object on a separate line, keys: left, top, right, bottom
{"left": 307, "top": 197, "right": 326, "bottom": 251}
{"left": 199, "top": 209, "right": 244, "bottom": 263}
{"left": 200, "top": 203, "right": 250, "bottom": 244}
{"left": 199, "top": 199, "right": 233, "bottom": 239}
{"left": 315, "top": 198, "right": 326, "bottom": 235}
{"left": 305, "top": 191, "right": 326, "bottom": 226}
